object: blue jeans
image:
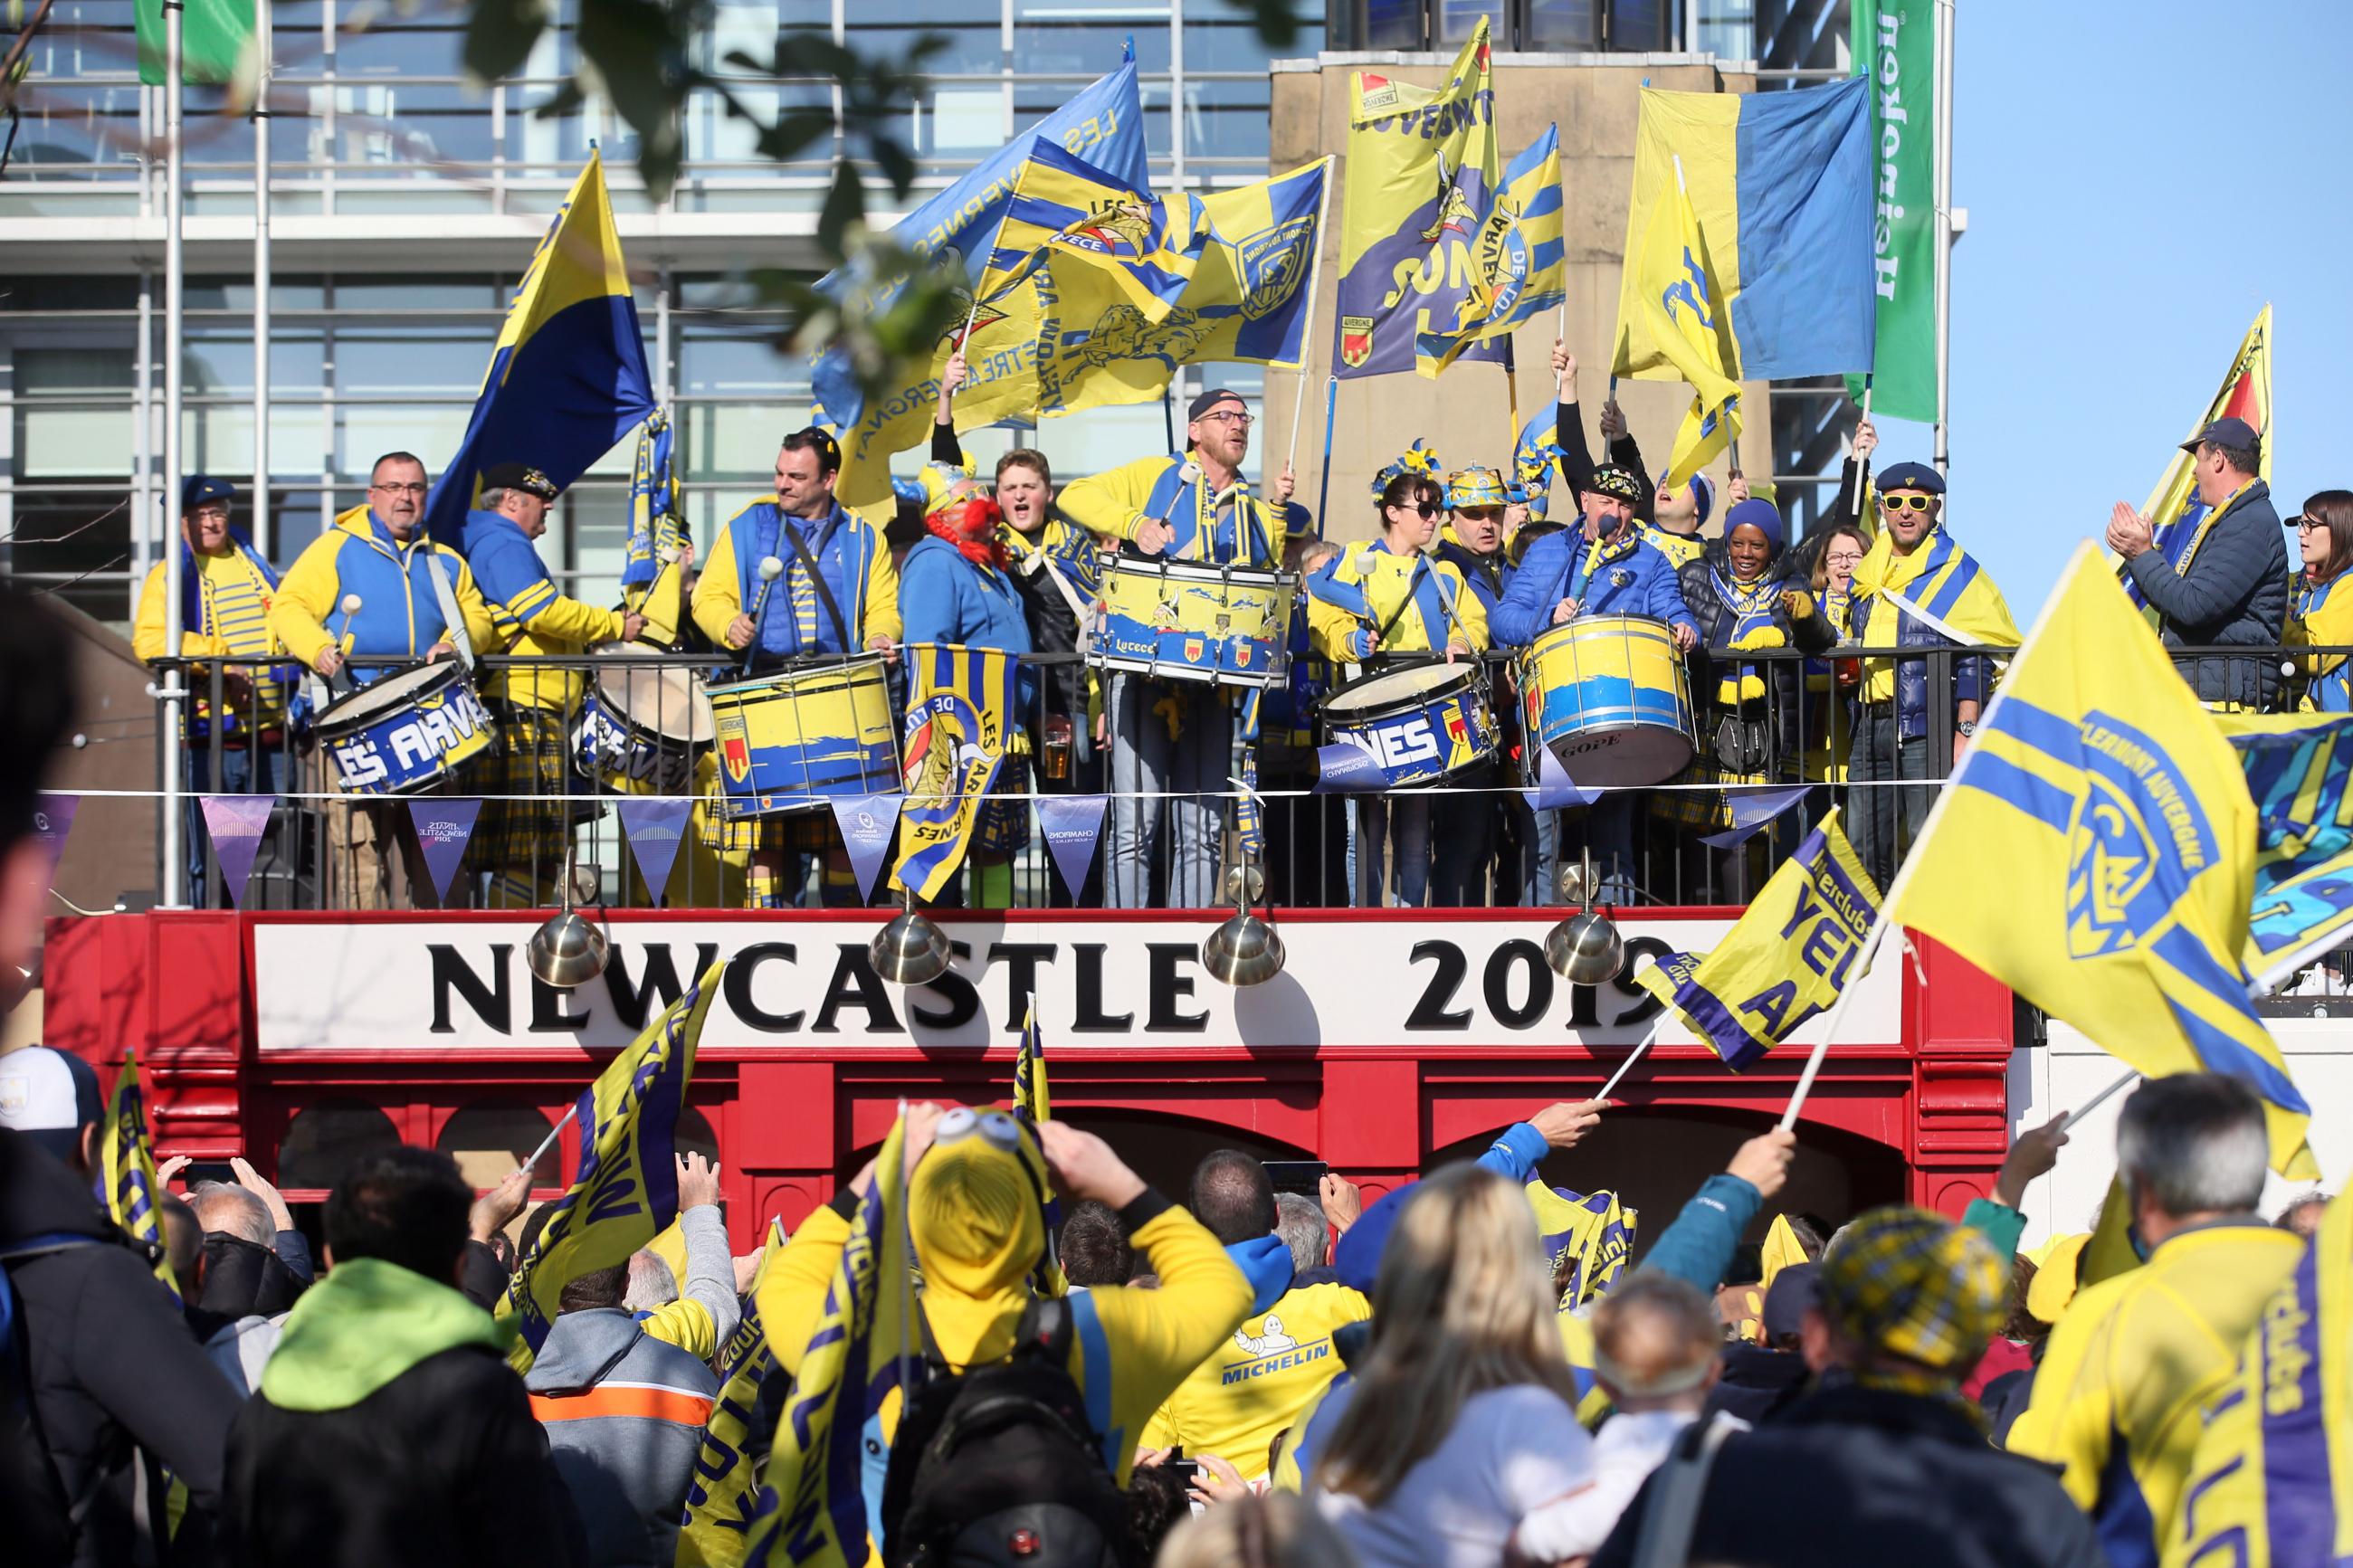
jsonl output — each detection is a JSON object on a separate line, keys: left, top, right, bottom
{"left": 1353, "top": 795, "right": 1432, "bottom": 907}
{"left": 1107, "top": 674, "right": 1232, "bottom": 908}
{"left": 1501, "top": 791, "right": 1558, "bottom": 906}
{"left": 183, "top": 743, "right": 279, "bottom": 907}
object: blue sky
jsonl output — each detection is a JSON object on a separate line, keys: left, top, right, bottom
{"left": 1871, "top": 0, "right": 2353, "bottom": 620}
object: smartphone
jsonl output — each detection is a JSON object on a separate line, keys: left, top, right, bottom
{"left": 1262, "top": 1160, "right": 1329, "bottom": 1197}
{"left": 176, "top": 1160, "right": 239, "bottom": 1188}
{"left": 1164, "top": 1458, "right": 1200, "bottom": 1489}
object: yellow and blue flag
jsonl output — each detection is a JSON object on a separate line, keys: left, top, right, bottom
{"left": 1618, "top": 158, "right": 1742, "bottom": 490}
{"left": 892, "top": 643, "right": 1020, "bottom": 902}
{"left": 1333, "top": 20, "right": 1499, "bottom": 379}
{"left": 1525, "top": 1183, "right": 1636, "bottom": 1311}
{"left": 814, "top": 55, "right": 1148, "bottom": 508}
{"left": 1613, "top": 77, "right": 1874, "bottom": 388}
{"left": 1416, "top": 124, "right": 1566, "bottom": 377}
{"left": 2216, "top": 710, "right": 2353, "bottom": 990}
{"left": 2122, "top": 306, "right": 2272, "bottom": 613}
{"left": 1887, "top": 545, "right": 2318, "bottom": 1178}
{"left": 101, "top": 1050, "right": 177, "bottom": 1301}
{"left": 964, "top": 152, "right": 1328, "bottom": 425}
{"left": 679, "top": 1219, "right": 793, "bottom": 1568}
{"left": 424, "top": 151, "right": 657, "bottom": 542}
{"left": 1014, "top": 1001, "right": 1052, "bottom": 1126}
{"left": 624, "top": 410, "right": 686, "bottom": 592}
{"left": 1635, "top": 809, "right": 1882, "bottom": 1070}
{"left": 2169, "top": 1188, "right": 2353, "bottom": 1568}
{"left": 502, "top": 961, "right": 721, "bottom": 1366}
{"left": 745, "top": 1114, "right": 916, "bottom": 1567}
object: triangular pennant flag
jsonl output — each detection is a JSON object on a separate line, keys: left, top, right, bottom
{"left": 1036, "top": 794, "right": 1110, "bottom": 898}
{"left": 1524, "top": 743, "right": 1597, "bottom": 811}
{"left": 616, "top": 797, "right": 693, "bottom": 908}
{"left": 1313, "top": 743, "right": 1391, "bottom": 794}
{"left": 1699, "top": 784, "right": 1814, "bottom": 849}
{"left": 832, "top": 794, "right": 902, "bottom": 904}
{"left": 31, "top": 794, "right": 78, "bottom": 886}
{"left": 198, "top": 794, "right": 275, "bottom": 908}
{"left": 406, "top": 797, "right": 483, "bottom": 905}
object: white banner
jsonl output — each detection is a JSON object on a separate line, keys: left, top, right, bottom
{"left": 251, "top": 915, "right": 1902, "bottom": 1054}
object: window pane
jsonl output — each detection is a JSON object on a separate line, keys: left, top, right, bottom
{"left": 1609, "top": 0, "right": 1670, "bottom": 49}
{"left": 1529, "top": 0, "right": 1600, "bottom": 50}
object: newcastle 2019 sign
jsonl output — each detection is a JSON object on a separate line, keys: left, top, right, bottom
{"left": 251, "top": 916, "right": 1900, "bottom": 1054}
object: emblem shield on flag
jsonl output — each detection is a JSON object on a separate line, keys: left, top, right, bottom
{"left": 1339, "top": 316, "right": 1374, "bottom": 368}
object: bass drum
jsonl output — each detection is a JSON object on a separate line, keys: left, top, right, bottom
{"left": 1517, "top": 615, "right": 1696, "bottom": 788}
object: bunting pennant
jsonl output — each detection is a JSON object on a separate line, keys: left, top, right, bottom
{"left": 1699, "top": 784, "right": 1813, "bottom": 849}
{"left": 615, "top": 796, "right": 693, "bottom": 908}
{"left": 31, "top": 793, "right": 77, "bottom": 886}
{"left": 407, "top": 797, "right": 482, "bottom": 905}
{"left": 1035, "top": 794, "right": 1110, "bottom": 899}
{"left": 831, "top": 793, "right": 903, "bottom": 905}
{"left": 1525, "top": 744, "right": 1598, "bottom": 811}
{"left": 198, "top": 794, "right": 276, "bottom": 908}
{"left": 1313, "top": 743, "right": 1390, "bottom": 794}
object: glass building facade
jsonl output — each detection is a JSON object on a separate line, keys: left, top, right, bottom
{"left": 2, "top": 0, "right": 1787, "bottom": 625}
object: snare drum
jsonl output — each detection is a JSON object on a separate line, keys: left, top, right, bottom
{"left": 574, "top": 654, "right": 714, "bottom": 796}
{"left": 315, "top": 661, "right": 497, "bottom": 796}
{"left": 1518, "top": 615, "right": 1697, "bottom": 788}
{"left": 707, "top": 655, "right": 900, "bottom": 820}
{"left": 1320, "top": 660, "right": 1498, "bottom": 788}
{"left": 1088, "top": 556, "right": 1294, "bottom": 688}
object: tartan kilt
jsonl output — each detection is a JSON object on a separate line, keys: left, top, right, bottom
{"left": 471, "top": 704, "right": 575, "bottom": 891}
{"left": 974, "top": 756, "right": 1034, "bottom": 859}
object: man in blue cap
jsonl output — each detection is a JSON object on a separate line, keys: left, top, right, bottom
{"left": 2105, "top": 414, "right": 2287, "bottom": 708}
{"left": 1845, "top": 460, "right": 2019, "bottom": 889}
{"left": 132, "top": 474, "right": 294, "bottom": 904}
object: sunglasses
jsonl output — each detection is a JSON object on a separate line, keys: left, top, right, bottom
{"left": 1395, "top": 501, "right": 1441, "bottom": 518}
{"left": 1882, "top": 493, "right": 1936, "bottom": 514}
{"left": 1455, "top": 507, "right": 1504, "bottom": 521}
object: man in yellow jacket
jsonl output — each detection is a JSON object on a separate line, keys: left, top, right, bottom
{"left": 459, "top": 462, "right": 644, "bottom": 908}
{"left": 2008, "top": 1074, "right": 2307, "bottom": 1568}
{"left": 133, "top": 474, "right": 295, "bottom": 905}
{"left": 689, "top": 428, "right": 901, "bottom": 908}
{"left": 1057, "top": 389, "right": 1303, "bottom": 908}
{"left": 270, "top": 451, "right": 496, "bottom": 908}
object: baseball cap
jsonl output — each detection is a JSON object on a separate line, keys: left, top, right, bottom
{"left": 2181, "top": 416, "right": 2259, "bottom": 454}
{"left": 0, "top": 1044, "right": 105, "bottom": 1163}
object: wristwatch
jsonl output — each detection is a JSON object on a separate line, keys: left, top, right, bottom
{"left": 1957, "top": 720, "right": 1977, "bottom": 737}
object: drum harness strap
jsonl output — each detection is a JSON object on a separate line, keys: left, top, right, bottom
{"left": 1011, "top": 533, "right": 1096, "bottom": 636}
{"left": 1342, "top": 552, "right": 1470, "bottom": 684}
{"left": 776, "top": 518, "right": 853, "bottom": 653}
{"left": 422, "top": 549, "right": 477, "bottom": 670}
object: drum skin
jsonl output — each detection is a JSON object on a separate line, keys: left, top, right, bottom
{"left": 1518, "top": 615, "right": 1697, "bottom": 788}
{"left": 1320, "top": 660, "right": 1498, "bottom": 788}
{"left": 708, "top": 656, "right": 900, "bottom": 820}
{"left": 315, "top": 662, "right": 496, "bottom": 795}
{"left": 1089, "top": 557, "right": 1294, "bottom": 689}
{"left": 574, "top": 658, "right": 713, "bottom": 797}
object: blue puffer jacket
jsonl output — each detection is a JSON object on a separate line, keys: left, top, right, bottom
{"left": 1491, "top": 527, "right": 1698, "bottom": 649}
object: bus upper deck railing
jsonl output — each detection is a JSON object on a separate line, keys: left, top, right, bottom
{"left": 132, "top": 635, "right": 2325, "bottom": 917}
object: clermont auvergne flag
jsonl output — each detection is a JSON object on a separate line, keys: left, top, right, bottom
{"left": 1332, "top": 18, "right": 1500, "bottom": 379}
{"left": 102, "top": 1050, "right": 178, "bottom": 1300}
{"left": 1635, "top": 809, "right": 1882, "bottom": 1069}
{"left": 502, "top": 962, "right": 720, "bottom": 1366}
{"left": 424, "top": 152, "right": 657, "bottom": 542}
{"left": 1415, "top": 124, "right": 1565, "bottom": 377}
{"left": 678, "top": 1217, "right": 792, "bottom": 1568}
{"left": 2219, "top": 709, "right": 2353, "bottom": 991}
{"left": 892, "top": 643, "right": 1019, "bottom": 901}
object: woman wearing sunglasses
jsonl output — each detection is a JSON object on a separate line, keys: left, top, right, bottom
{"left": 1306, "top": 467, "right": 1489, "bottom": 908}
{"left": 2291, "top": 491, "right": 2353, "bottom": 710}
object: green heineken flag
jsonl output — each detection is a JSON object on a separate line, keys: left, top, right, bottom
{"left": 135, "top": 0, "right": 255, "bottom": 88}
{"left": 1847, "top": 0, "right": 1937, "bottom": 423}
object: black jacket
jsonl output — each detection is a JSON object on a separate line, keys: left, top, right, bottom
{"left": 2123, "top": 478, "right": 2290, "bottom": 707}
{"left": 0, "top": 1126, "right": 238, "bottom": 1568}
{"left": 1590, "top": 1381, "right": 2104, "bottom": 1568}
{"left": 224, "top": 1342, "right": 586, "bottom": 1568}
{"left": 1676, "top": 540, "right": 1836, "bottom": 765}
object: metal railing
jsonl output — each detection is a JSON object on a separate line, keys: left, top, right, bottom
{"left": 151, "top": 622, "right": 2258, "bottom": 916}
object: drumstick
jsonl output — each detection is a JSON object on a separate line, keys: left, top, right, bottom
{"left": 329, "top": 594, "right": 362, "bottom": 698}
{"left": 740, "top": 556, "right": 785, "bottom": 672}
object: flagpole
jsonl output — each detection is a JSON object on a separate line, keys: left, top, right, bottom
{"left": 1836, "top": 375, "right": 1873, "bottom": 523}
{"left": 159, "top": 0, "right": 188, "bottom": 909}
{"left": 1931, "top": 0, "right": 1955, "bottom": 477}
{"left": 251, "top": 0, "right": 272, "bottom": 558}
{"left": 523, "top": 1104, "right": 578, "bottom": 1174}
{"left": 1286, "top": 155, "right": 1338, "bottom": 481}
{"left": 1311, "top": 375, "right": 1337, "bottom": 540}
{"left": 2055, "top": 1068, "right": 2138, "bottom": 1132}
{"left": 1596, "top": 1020, "right": 1662, "bottom": 1101}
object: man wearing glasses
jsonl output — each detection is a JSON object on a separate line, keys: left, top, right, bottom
{"left": 133, "top": 474, "right": 294, "bottom": 905}
{"left": 1843, "top": 461, "right": 2017, "bottom": 889}
{"left": 272, "top": 451, "right": 495, "bottom": 908}
{"left": 1059, "top": 388, "right": 1306, "bottom": 908}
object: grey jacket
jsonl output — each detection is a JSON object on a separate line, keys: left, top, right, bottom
{"left": 525, "top": 1308, "right": 721, "bottom": 1568}
{"left": 2125, "top": 478, "right": 2290, "bottom": 707}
